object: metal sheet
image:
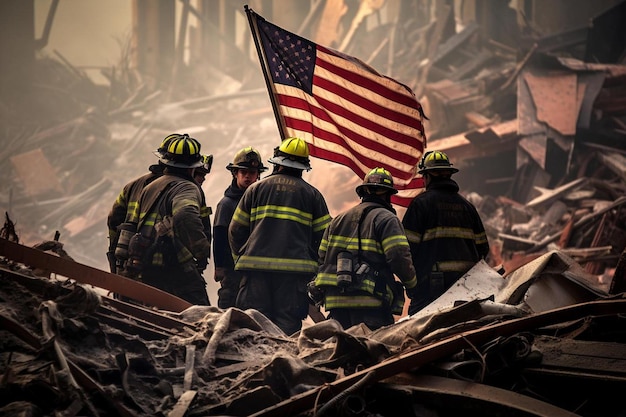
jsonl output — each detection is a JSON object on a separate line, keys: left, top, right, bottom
{"left": 524, "top": 69, "right": 578, "bottom": 136}
{"left": 404, "top": 260, "right": 507, "bottom": 320}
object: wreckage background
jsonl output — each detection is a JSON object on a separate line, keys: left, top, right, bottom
{"left": 1, "top": 1, "right": 626, "bottom": 416}
{"left": 1, "top": 0, "right": 625, "bottom": 306}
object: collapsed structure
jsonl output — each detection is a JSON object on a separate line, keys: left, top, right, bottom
{"left": 1, "top": 237, "right": 625, "bottom": 416}
{"left": 1, "top": 1, "right": 626, "bottom": 415}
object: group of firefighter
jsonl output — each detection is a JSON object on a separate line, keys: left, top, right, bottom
{"left": 107, "top": 133, "right": 489, "bottom": 335}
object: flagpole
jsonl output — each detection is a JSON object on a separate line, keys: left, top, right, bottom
{"left": 244, "top": 5, "right": 287, "bottom": 141}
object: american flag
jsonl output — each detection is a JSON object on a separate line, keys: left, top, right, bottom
{"left": 247, "top": 8, "right": 427, "bottom": 207}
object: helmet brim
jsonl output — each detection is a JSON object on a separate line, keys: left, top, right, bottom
{"left": 227, "top": 163, "right": 268, "bottom": 172}
{"left": 418, "top": 166, "right": 459, "bottom": 175}
{"left": 159, "top": 157, "right": 204, "bottom": 168}
{"left": 355, "top": 184, "right": 398, "bottom": 196}
{"left": 268, "top": 156, "right": 311, "bottom": 171}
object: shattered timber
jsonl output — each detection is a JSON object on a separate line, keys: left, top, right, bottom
{"left": 1, "top": 1, "right": 626, "bottom": 416}
{"left": 2, "top": 247, "right": 626, "bottom": 416}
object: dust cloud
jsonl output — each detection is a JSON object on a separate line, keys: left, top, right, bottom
{"left": 22, "top": 1, "right": 368, "bottom": 304}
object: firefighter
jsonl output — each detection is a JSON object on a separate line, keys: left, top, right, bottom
{"left": 312, "top": 167, "right": 418, "bottom": 331}
{"left": 126, "top": 133, "right": 211, "bottom": 305}
{"left": 213, "top": 147, "right": 267, "bottom": 309}
{"left": 402, "top": 151, "right": 489, "bottom": 315}
{"left": 107, "top": 134, "right": 176, "bottom": 275}
{"left": 229, "top": 137, "right": 331, "bottom": 335}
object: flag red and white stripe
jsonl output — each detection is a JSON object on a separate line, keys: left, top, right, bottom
{"left": 247, "top": 8, "right": 426, "bottom": 206}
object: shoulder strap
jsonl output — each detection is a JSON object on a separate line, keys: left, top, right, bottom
{"left": 137, "top": 179, "right": 180, "bottom": 231}
{"left": 357, "top": 204, "right": 382, "bottom": 263}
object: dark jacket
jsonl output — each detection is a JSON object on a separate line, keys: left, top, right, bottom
{"left": 402, "top": 177, "right": 489, "bottom": 312}
{"left": 315, "top": 198, "right": 417, "bottom": 313}
{"left": 229, "top": 172, "right": 331, "bottom": 274}
{"left": 107, "top": 164, "right": 163, "bottom": 252}
{"left": 213, "top": 179, "right": 244, "bottom": 269}
{"left": 136, "top": 172, "right": 210, "bottom": 268}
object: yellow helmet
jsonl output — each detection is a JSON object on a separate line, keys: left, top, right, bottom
{"left": 195, "top": 154, "right": 214, "bottom": 174}
{"left": 158, "top": 133, "right": 203, "bottom": 168}
{"left": 227, "top": 147, "right": 267, "bottom": 172}
{"left": 417, "top": 150, "right": 458, "bottom": 174}
{"left": 268, "top": 137, "right": 311, "bottom": 171}
{"left": 356, "top": 167, "right": 398, "bottom": 197}
{"left": 153, "top": 133, "right": 178, "bottom": 158}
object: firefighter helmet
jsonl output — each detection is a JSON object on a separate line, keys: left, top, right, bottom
{"left": 227, "top": 147, "right": 267, "bottom": 172}
{"left": 159, "top": 133, "right": 204, "bottom": 168}
{"left": 268, "top": 137, "right": 312, "bottom": 171}
{"left": 153, "top": 133, "right": 179, "bottom": 158}
{"left": 417, "top": 150, "right": 459, "bottom": 174}
{"left": 356, "top": 167, "right": 398, "bottom": 197}
{"left": 196, "top": 154, "right": 214, "bottom": 174}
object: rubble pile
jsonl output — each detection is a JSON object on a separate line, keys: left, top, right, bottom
{"left": 1, "top": 251, "right": 625, "bottom": 416}
{"left": 1, "top": 1, "right": 626, "bottom": 416}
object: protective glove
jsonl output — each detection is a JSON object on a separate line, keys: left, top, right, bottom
{"left": 405, "top": 285, "right": 419, "bottom": 300}
{"left": 214, "top": 267, "right": 228, "bottom": 282}
{"left": 307, "top": 280, "right": 325, "bottom": 306}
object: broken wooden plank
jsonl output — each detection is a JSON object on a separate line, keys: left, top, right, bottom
{"left": 561, "top": 246, "right": 612, "bottom": 260}
{"left": 528, "top": 196, "right": 626, "bottom": 253}
{"left": 428, "top": 119, "right": 518, "bottom": 163}
{"left": 465, "top": 111, "right": 493, "bottom": 128}
{"left": 431, "top": 21, "right": 478, "bottom": 65}
{"left": 499, "top": 230, "right": 541, "bottom": 246}
{"left": 531, "top": 335, "right": 626, "bottom": 376}
{"left": 498, "top": 42, "right": 537, "bottom": 93}
{"left": 214, "top": 360, "right": 261, "bottom": 377}
{"left": 526, "top": 177, "right": 587, "bottom": 208}
{"left": 184, "top": 344, "right": 196, "bottom": 391}
{"left": 599, "top": 152, "right": 626, "bottom": 183}
{"left": 0, "top": 239, "right": 193, "bottom": 312}
{"left": 215, "top": 352, "right": 247, "bottom": 362}
{"left": 168, "top": 390, "right": 197, "bottom": 417}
